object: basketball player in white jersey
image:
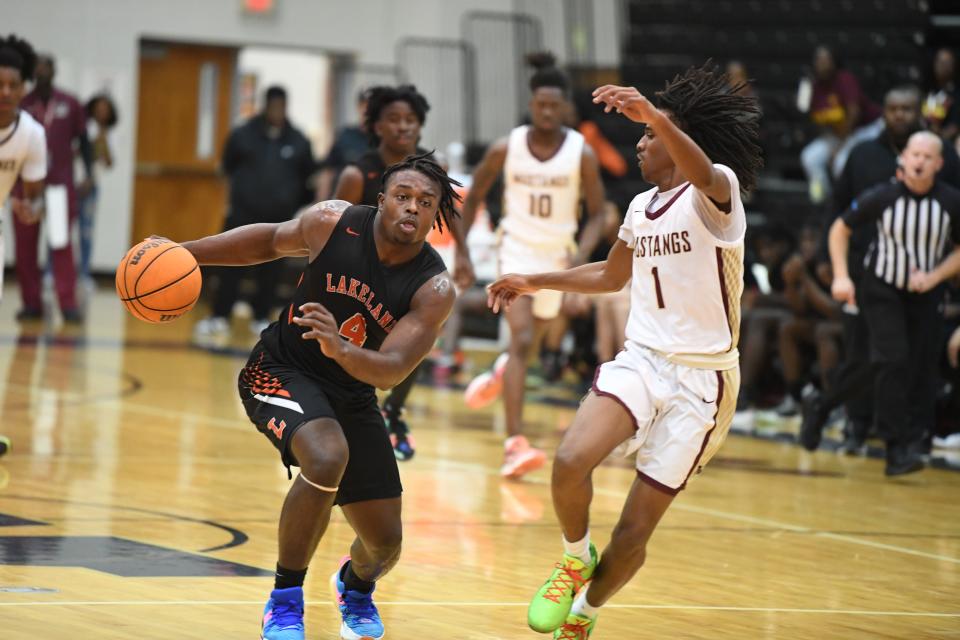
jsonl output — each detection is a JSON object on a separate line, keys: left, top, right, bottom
{"left": 488, "top": 64, "right": 762, "bottom": 638}
{"left": 0, "top": 34, "right": 47, "bottom": 458}
{"left": 459, "top": 52, "right": 606, "bottom": 479}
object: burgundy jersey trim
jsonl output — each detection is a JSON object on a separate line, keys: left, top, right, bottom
{"left": 715, "top": 247, "right": 733, "bottom": 350}
{"left": 645, "top": 183, "right": 691, "bottom": 220}
{"left": 679, "top": 370, "right": 723, "bottom": 490}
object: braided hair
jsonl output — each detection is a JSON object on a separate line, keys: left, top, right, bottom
{"left": 381, "top": 150, "right": 462, "bottom": 234}
{"left": 655, "top": 61, "right": 763, "bottom": 192}
{"left": 0, "top": 34, "right": 37, "bottom": 81}
{"left": 364, "top": 84, "right": 430, "bottom": 146}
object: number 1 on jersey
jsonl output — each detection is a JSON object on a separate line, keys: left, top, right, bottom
{"left": 651, "top": 266, "right": 665, "bottom": 309}
{"left": 338, "top": 312, "right": 368, "bottom": 347}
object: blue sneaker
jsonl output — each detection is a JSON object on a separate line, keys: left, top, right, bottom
{"left": 261, "top": 586, "right": 304, "bottom": 640}
{"left": 331, "top": 559, "right": 384, "bottom": 640}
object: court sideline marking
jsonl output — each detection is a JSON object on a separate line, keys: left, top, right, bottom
{"left": 0, "top": 600, "right": 955, "bottom": 616}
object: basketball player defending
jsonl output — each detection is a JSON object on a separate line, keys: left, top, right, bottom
{"left": 488, "top": 65, "right": 762, "bottom": 638}
{"left": 0, "top": 35, "right": 47, "bottom": 458}
{"left": 181, "top": 152, "right": 459, "bottom": 640}
{"left": 460, "top": 53, "right": 607, "bottom": 479}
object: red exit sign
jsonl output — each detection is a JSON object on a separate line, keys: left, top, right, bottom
{"left": 242, "top": 0, "right": 275, "bottom": 14}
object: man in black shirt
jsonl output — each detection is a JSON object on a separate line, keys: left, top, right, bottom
{"left": 181, "top": 152, "right": 459, "bottom": 640}
{"left": 828, "top": 132, "right": 960, "bottom": 475}
{"left": 195, "top": 86, "right": 316, "bottom": 342}
{"left": 801, "top": 86, "right": 960, "bottom": 451}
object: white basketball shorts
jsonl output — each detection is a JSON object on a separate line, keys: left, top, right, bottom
{"left": 498, "top": 232, "right": 569, "bottom": 320}
{"left": 593, "top": 341, "right": 740, "bottom": 494}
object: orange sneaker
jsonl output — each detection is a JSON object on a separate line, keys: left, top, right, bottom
{"left": 464, "top": 353, "right": 509, "bottom": 409}
{"left": 501, "top": 435, "right": 547, "bottom": 479}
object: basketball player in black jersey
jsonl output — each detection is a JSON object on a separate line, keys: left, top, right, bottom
{"left": 334, "top": 85, "right": 474, "bottom": 461}
{"left": 181, "top": 152, "right": 459, "bottom": 640}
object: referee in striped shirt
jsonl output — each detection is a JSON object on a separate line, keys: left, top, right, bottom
{"left": 829, "top": 131, "right": 960, "bottom": 475}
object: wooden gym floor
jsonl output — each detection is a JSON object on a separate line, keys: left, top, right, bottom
{"left": 0, "top": 283, "right": 957, "bottom": 639}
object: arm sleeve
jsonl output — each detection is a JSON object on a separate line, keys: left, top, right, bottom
{"left": 617, "top": 198, "right": 637, "bottom": 249}
{"left": 21, "top": 124, "right": 48, "bottom": 182}
{"left": 221, "top": 129, "right": 241, "bottom": 175}
{"left": 691, "top": 164, "right": 746, "bottom": 241}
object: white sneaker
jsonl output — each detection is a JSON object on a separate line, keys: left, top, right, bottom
{"left": 192, "top": 316, "right": 230, "bottom": 347}
{"left": 933, "top": 433, "right": 960, "bottom": 450}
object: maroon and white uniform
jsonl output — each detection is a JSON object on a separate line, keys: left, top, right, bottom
{"left": 593, "top": 164, "right": 744, "bottom": 495}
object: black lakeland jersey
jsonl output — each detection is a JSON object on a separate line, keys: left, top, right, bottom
{"left": 260, "top": 205, "right": 446, "bottom": 398}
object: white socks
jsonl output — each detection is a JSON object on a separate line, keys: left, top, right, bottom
{"left": 571, "top": 588, "right": 600, "bottom": 618}
{"left": 563, "top": 531, "right": 592, "bottom": 566}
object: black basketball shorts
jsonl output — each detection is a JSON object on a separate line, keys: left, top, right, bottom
{"left": 237, "top": 344, "right": 402, "bottom": 506}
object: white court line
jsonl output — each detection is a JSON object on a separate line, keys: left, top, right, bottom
{"left": 0, "top": 600, "right": 956, "bottom": 617}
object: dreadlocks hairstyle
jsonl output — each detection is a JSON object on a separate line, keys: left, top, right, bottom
{"left": 364, "top": 84, "right": 430, "bottom": 146}
{"left": 527, "top": 51, "right": 570, "bottom": 94}
{"left": 0, "top": 34, "right": 37, "bottom": 81}
{"left": 381, "top": 150, "right": 463, "bottom": 234}
{"left": 655, "top": 61, "right": 763, "bottom": 193}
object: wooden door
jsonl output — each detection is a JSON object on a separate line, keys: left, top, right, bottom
{"left": 131, "top": 41, "right": 237, "bottom": 244}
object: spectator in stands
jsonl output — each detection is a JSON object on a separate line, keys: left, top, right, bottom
{"left": 828, "top": 131, "right": 960, "bottom": 476}
{"left": 193, "top": 86, "right": 315, "bottom": 343}
{"left": 775, "top": 223, "right": 840, "bottom": 416}
{"left": 801, "top": 85, "right": 960, "bottom": 452}
{"left": 933, "top": 277, "right": 960, "bottom": 448}
{"left": 923, "top": 48, "right": 960, "bottom": 144}
{"left": 800, "top": 46, "right": 882, "bottom": 205}
{"left": 736, "top": 224, "right": 795, "bottom": 414}
{"left": 77, "top": 93, "right": 118, "bottom": 291}
{"left": 16, "top": 54, "right": 91, "bottom": 323}
{"left": 315, "top": 88, "right": 370, "bottom": 200}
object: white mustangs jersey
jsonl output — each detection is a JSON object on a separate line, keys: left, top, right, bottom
{"left": 619, "top": 164, "right": 745, "bottom": 358}
{"left": 0, "top": 111, "right": 47, "bottom": 201}
{"left": 501, "top": 125, "right": 583, "bottom": 246}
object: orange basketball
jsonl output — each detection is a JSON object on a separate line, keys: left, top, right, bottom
{"left": 115, "top": 238, "right": 202, "bottom": 323}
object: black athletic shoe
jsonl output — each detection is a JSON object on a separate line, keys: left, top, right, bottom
{"left": 383, "top": 412, "right": 415, "bottom": 461}
{"left": 798, "top": 390, "right": 826, "bottom": 451}
{"left": 885, "top": 452, "right": 924, "bottom": 477}
{"left": 0, "top": 435, "right": 9, "bottom": 457}
{"left": 15, "top": 308, "right": 43, "bottom": 322}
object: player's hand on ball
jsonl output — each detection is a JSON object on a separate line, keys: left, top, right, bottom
{"left": 592, "top": 85, "right": 657, "bottom": 123}
{"left": 487, "top": 274, "right": 537, "bottom": 313}
{"left": 293, "top": 302, "right": 344, "bottom": 358}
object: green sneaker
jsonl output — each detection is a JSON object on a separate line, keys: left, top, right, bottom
{"left": 527, "top": 544, "right": 598, "bottom": 632}
{"left": 553, "top": 612, "right": 597, "bottom": 639}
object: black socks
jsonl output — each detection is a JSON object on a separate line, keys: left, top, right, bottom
{"left": 274, "top": 563, "right": 307, "bottom": 590}
{"left": 340, "top": 560, "right": 375, "bottom": 594}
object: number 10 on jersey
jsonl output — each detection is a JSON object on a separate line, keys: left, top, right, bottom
{"left": 528, "top": 193, "right": 552, "bottom": 218}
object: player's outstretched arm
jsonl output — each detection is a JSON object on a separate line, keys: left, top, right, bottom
{"left": 294, "top": 272, "right": 456, "bottom": 389}
{"left": 488, "top": 239, "right": 632, "bottom": 313}
{"left": 182, "top": 200, "right": 350, "bottom": 266}
{"left": 593, "top": 85, "right": 731, "bottom": 205}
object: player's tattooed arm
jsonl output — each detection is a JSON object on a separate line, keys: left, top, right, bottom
{"left": 432, "top": 273, "right": 452, "bottom": 296}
